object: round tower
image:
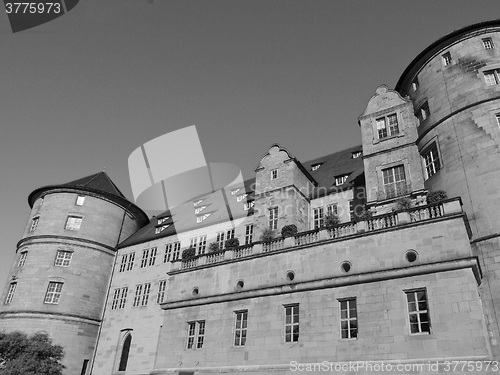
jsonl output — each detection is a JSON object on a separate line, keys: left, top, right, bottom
{"left": 395, "top": 19, "right": 500, "bottom": 357}
{"left": 0, "top": 172, "right": 148, "bottom": 375}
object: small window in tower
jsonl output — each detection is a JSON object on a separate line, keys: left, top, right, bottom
{"left": 411, "top": 77, "right": 419, "bottom": 92}
{"left": 5, "top": 282, "right": 16, "bottom": 304}
{"left": 29, "top": 216, "right": 39, "bottom": 232}
{"left": 496, "top": 113, "right": 500, "bottom": 128}
{"left": 65, "top": 216, "right": 83, "bottom": 231}
{"left": 271, "top": 169, "right": 278, "bottom": 180}
{"left": 54, "top": 250, "right": 73, "bottom": 267}
{"left": 18, "top": 251, "right": 28, "bottom": 267}
{"left": 44, "top": 282, "right": 63, "bottom": 304}
{"left": 422, "top": 142, "right": 441, "bottom": 179}
{"left": 75, "top": 196, "right": 85, "bottom": 206}
{"left": 483, "top": 38, "right": 494, "bottom": 50}
{"left": 442, "top": 52, "right": 452, "bottom": 66}
{"left": 484, "top": 69, "right": 500, "bottom": 86}
{"left": 416, "top": 101, "right": 430, "bottom": 123}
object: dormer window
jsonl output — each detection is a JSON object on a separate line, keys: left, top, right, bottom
{"left": 157, "top": 217, "right": 169, "bottom": 225}
{"left": 311, "top": 163, "right": 323, "bottom": 171}
{"left": 194, "top": 206, "right": 206, "bottom": 214}
{"left": 271, "top": 169, "right": 278, "bottom": 180}
{"left": 376, "top": 114, "right": 399, "bottom": 139}
{"left": 351, "top": 151, "right": 362, "bottom": 159}
{"left": 335, "top": 174, "right": 349, "bottom": 186}
{"left": 193, "top": 199, "right": 203, "bottom": 206}
{"left": 196, "top": 213, "right": 211, "bottom": 223}
{"left": 236, "top": 194, "right": 248, "bottom": 202}
{"left": 155, "top": 224, "right": 170, "bottom": 234}
{"left": 243, "top": 201, "right": 255, "bottom": 211}
{"left": 230, "top": 189, "right": 240, "bottom": 196}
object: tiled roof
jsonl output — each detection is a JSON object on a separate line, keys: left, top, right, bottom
{"left": 118, "top": 145, "right": 364, "bottom": 248}
{"left": 62, "top": 172, "right": 126, "bottom": 198}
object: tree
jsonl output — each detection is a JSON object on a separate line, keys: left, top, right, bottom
{"left": 0, "top": 331, "right": 64, "bottom": 375}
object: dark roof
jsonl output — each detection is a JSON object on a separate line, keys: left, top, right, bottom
{"left": 28, "top": 172, "right": 149, "bottom": 226}
{"left": 119, "top": 145, "right": 364, "bottom": 247}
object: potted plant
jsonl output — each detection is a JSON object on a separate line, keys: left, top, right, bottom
{"left": 281, "top": 224, "right": 298, "bottom": 238}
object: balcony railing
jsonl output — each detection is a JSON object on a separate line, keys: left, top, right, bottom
{"left": 378, "top": 181, "right": 411, "bottom": 200}
{"left": 174, "top": 198, "right": 463, "bottom": 271}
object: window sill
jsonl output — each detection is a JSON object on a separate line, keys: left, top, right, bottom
{"left": 372, "top": 132, "right": 405, "bottom": 144}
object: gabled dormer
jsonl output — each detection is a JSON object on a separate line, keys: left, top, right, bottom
{"left": 358, "top": 85, "right": 426, "bottom": 204}
{"left": 253, "top": 144, "right": 317, "bottom": 236}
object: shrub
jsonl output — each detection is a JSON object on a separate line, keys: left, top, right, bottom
{"left": 281, "top": 224, "right": 298, "bottom": 238}
{"left": 324, "top": 213, "right": 340, "bottom": 228}
{"left": 395, "top": 197, "right": 412, "bottom": 211}
{"left": 357, "top": 207, "right": 374, "bottom": 220}
{"left": 260, "top": 228, "right": 274, "bottom": 242}
{"left": 427, "top": 190, "right": 447, "bottom": 204}
{"left": 208, "top": 242, "right": 221, "bottom": 253}
{"left": 225, "top": 238, "right": 240, "bottom": 249}
{"left": 182, "top": 247, "right": 196, "bottom": 259}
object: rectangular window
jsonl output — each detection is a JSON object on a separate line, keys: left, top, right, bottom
{"left": 271, "top": 169, "right": 278, "bottom": 180}
{"left": 227, "top": 228, "right": 235, "bottom": 240}
{"left": 120, "top": 253, "right": 134, "bottom": 272}
{"left": 216, "top": 231, "right": 225, "bottom": 249}
{"left": 234, "top": 310, "right": 248, "bottom": 346}
{"left": 5, "top": 282, "right": 16, "bottom": 304}
{"left": 416, "top": 101, "right": 430, "bottom": 123}
{"left": 245, "top": 224, "right": 254, "bottom": 245}
{"left": 423, "top": 143, "right": 441, "bottom": 178}
{"left": 29, "top": 216, "right": 39, "bottom": 232}
{"left": 65, "top": 216, "right": 82, "bottom": 231}
{"left": 141, "top": 249, "right": 149, "bottom": 268}
{"left": 38, "top": 197, "right": 44, "bottom": 207}
{"left": 18, "top": 251, "right": 28, "bottom": 267}
{"left": 442, "top": 52, "right": 452, "bottom": 66}
{"left": 111, "top": 288, "right": 120, "bottom": 310}
{"left": 382, "top": 165, "right": 407, "bottom": 199}
{"left": 157, "top": 280, "right": 167, "bottom": 304}
{"left": 496, "top": 113, "right": 500, "bottom": 128}
{"left": 118, "top": 287, "right": 128, "bottom": 309}
{"left": 349, "top": 200, "right": 354, "bottom": 221}
{"left": 54, "top": 250, "right": 72, "bottom": 267}
{"left": 484, "top": 69, "right": 500, "bottom": 86}
{"left": 126, "top": 253, "right": 135, "bottom": 271}
{"left": 406, "top": 289, "right": 431, "bottom": 334}
{"left": 189, "top": 237, "right": 198, "bottom": 250}
{"left": 187, "top": 321, "right": 205, "bottom": 349}
{"left": 340, "top": 298, "right": 358, "bottom": 339}
{"left": 44, "top": 282, "right": 63, "bottom": 304}
{"left": 198, "top": 235, "right": 207, "bottom": 255}
{"left": 75, "top": 196, "right": 85, "bottom": 206}
{"left": 483, "top": 37, "right": 494, "bottom": 50}
{"left": 149, "top": 247, "right": 157, "bottom": 266}
{"left": 376, "top": 113, "right": 399, "bottom": 139}
{"left": 326, "top": 203, "right": 338, "bottom": 217}
{"left": 284, "top": 304, "right": 299, "bottom": 342}
{"left": 133, "top": 283, "right": 151, "bottom": 307}
{"left": 119, "top": 254, "right": 127, "bottom": 272}
{"left": 313, "top": 207, "right": 324, "bottom": 229}
{"left": 269, "top": 207, "right": 278, "bottom": 231}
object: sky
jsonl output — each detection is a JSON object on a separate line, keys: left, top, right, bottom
{"left": 0, "top": 0, "right": 498, "bottom": 292}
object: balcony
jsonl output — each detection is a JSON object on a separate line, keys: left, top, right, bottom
{"left": 171, "top": 198, "right": 466, "bottom": 272}
{"left": 378, "top": 181, "right": 411, "bottom": 200}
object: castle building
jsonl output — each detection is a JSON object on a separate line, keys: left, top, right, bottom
{"left": 1, "top": 19, "right": 500, "bottom": 375}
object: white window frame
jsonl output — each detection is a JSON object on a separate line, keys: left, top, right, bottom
{"left": 18, "top": 251, "right": 28, "bottom": 267}
{"left": 245, "top": 224, "right": 254, "bottom": 245}
{"left": 44, "top": 282, "right": 63, "bottom": 304}
{"left": 157, "top": 280, "right": 167, "bottom": 304}
{"left": 351, "top": 151, "right": 362, "bottom": 159}
{"left": 313, "top": 207, "right": 324, "bottom": 229}
{"left": 155, "top": 224, "right": 169, "bottom": 234}
{"left": 234, "top": 310, "right": 248, "bottom": 347}
{"left": 29, "top": 216, "right": 39, "bottom": 232}
{"left": 416, "top": 101, "right": 430, "bottom": 123}
{"left": 269, "top": 207, "right": 278, "bottom": 231}
{"left": 326, "top": 203, "right": 338, "bottom": 216}
{"left": 196, "top": 213, "right": 211, "bottom": 223}
{"left": 133, "top": 283, "right": 151, "bottom": 307}
{"left": 187, "top": 321, "right": 205, "bottom": 349}
{"left": 406, "top": 289, "right": 431, "bottom": 334}
{"left": 442, "top": 52, "right": 452, "bottom": 66}
{"left": 5, "top": 282, "right": 16, "bottom": 304}
{"left": 243, "top": 201, "right": 254, "bottom": 211}
{"left": 157, "top": 217, "right": 169, "bottom": 225}
{"left": 111, "top": 287, "right": 128, "bottom": 310}
{"left": 411, "top": 77, "right": 419, "bottom": 91}
{"left": 311, "top": 163, "right": 322, "bottom": 171}
{"left": 284, "top": 304, "right": 299, "bottom": 343}
{"left": 382, "top": 165, "right": 407, "bottom": 199}
{"left": 198, "top": 235, "right": 207, "bottom": 255}
{"left": 65, "top": 215, "right": 82, "bottom": 231}
{"left": 483, "top": 37, "right": 494, "bottom": 50}
{"left": 236, "top": 194, "right": 248, "bottom": 203}
{"left": 75, "top": 196, "right": 85, "bottom": 206}
{"left": 484, "top": 69, "right": 500, "bottom": 86}
{"left": 335, "top": 174, "right": 349, "bottom": 186}
{"left": 339, "top": 298, "right": 358, "bottom": 339}
{"left": 126, "top": 253, "right": 135, "bottom": 271}
{"left": 216, "top": 231, "right": 225, "bottom": 249}
{"left": 496, "top": 113, "right": 500, "bottom": 128}
{"left": 54, "top": 250, "right": 72, "bottom": 267}
{"left": 118, "top": 287, "right": 128, "bottom": 309}
{"left": 376, "top": 113, "right": 399, "bottom": 139}
{"left": 422, "top": 142, "right": 441, "bottom": 179}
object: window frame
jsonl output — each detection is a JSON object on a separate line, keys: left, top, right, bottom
{"left": 269, "top": 207, "right": 279, "bottom": 231}
{"left": 29, "top": 216, "right": 40, "bottom": 232}
{"left": 75, "top": 195, "right": 85, "bottom": 206}
{"left": 157, "top": 280, "right": 167, "bottom": 304}
{"left": 442, "top": 52, "right": 452, "bottom": 66}
{"left": 484, "top": 69, "right": 500, "bottom": 86}
{"left": 416, "top": 101, "right": 430, "bottom": 123}
{"left": 5, "top": 282, "right": 16, "bottom": 304}
{"left": 334, "top": 174, "right": 349, "bottom": 186}
{"left": 405, "top": 288, "right": 431, "bottom": 335}
{"left": 54, "top": 250, "right": 73, "bottom": 267}
{"left": 271, "top": 169, "right": 278, "bottom": 180}
{"left": 483, "top": 37, "right": 494, "bottom": 50}
{"left": 245, "top": 224, "right": 254, "bottom": 245}
{"left": 133, "top": 283, "right": 151, "bottom": 307}
{"left": 44, "top": 282, "right": 63, "bottom": 304}
{"left": 187, "top": 321, "right": 206, "bottom": 350}
{"left": 422, "top": 141, "right": 442, "bottom": 179}
{"left": 375, "top": 113, "right": 399, "bottom": 140}
{"left": 234, "top": 310, "right": 248, "bottom": 347}
{"left": 339, "top": 298, "right": 358, "bottom": 339}
{"left": 65, "top": 215, "right": 83, "bottom": 231}
{"left": 284, "top": 304, "right": 299, "bottom": 343}
{"left": 313, "top": 207, "right": 324, "bottom": 229}
{"left": 18, "top": 251, "right": 28, "bottom": 267}
{"left": 382, "top": 164, "right": 407, "bottom": 199}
